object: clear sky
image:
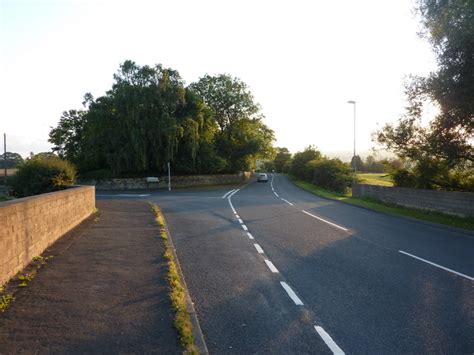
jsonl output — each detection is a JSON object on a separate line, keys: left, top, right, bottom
{"left": 1, "top": 0, "right": 437, "bottom": 158}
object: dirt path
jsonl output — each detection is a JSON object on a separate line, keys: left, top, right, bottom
{"left": 0, "top": 200, "right": 180, "bottom": 354}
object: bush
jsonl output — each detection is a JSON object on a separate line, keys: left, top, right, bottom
{"left": 392, "top": 169, "right": 417, "bottom": 188}
{"left": 290, "top": 146, "right": 321, "bottom": 181}
{"left": 308, "top": 158, "right": 352, "bottom": 193}
{"left": 10, "top": 156, "right": 76, "bottom": 197}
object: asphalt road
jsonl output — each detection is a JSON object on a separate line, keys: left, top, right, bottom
{"left": 98, "top": 174, "right": 474, "bottom": 354}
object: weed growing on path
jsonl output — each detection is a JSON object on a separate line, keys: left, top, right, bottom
{"left": 151, "top": 204, "right": 199, "bottom": 355}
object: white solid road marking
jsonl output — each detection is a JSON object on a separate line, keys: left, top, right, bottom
{"left": 227, "top": 189, "right": 240, "bottom": 214}
{"left": 301, "top": 210, "right": 348, "bottom": 232}
{"left": 222, "top": 189, "right": 236, "bottom": 198}
{"left": 280, "top": 282, "right": 304, "bottom": 305}
{"left": 264, "top": 259, "right": 279, "bottom": 273}
{"left": 399, "top": 250, "right": 474, "bottom": 281}
{"left": 235, "top": 214, "right": 240, "bottom": 219}
{"left": 274, "top": 192, "right": 279, "bottom": 198}
{"left": 280, "top": 198, "right": 294, "bottom": 206}
{"left": 238, "top": 218, "right": 244, "bottom": 224}
{"left": 314, "top": 326, "right": 345, "bottom": 355}
{"left": 254, "top": 244, "right": 264, "bottom": 254}
{"left": 247, "top": 232, "right": 255, "bottom": 240}
{"left": 242, "top": 224, "right": 248, "bottom": 231}
{"left": 103, "top": 194, "right": 150, "bottom": 197}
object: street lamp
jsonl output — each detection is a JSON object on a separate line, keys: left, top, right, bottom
{"left": 347, "top": 100, "right": 356, "bottom": 183}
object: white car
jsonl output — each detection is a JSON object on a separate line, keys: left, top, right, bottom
{"left": 257, "top": 173, "right": 268, "bottom": 182}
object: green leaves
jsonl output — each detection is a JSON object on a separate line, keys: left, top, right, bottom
{"left": 50, "top": 63, "right": 275, "bottom": 175}
{"left": 375, "top": 0, "right": 473, "bottom": 191}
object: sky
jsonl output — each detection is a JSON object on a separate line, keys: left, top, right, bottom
{"left": 1, "top": 0, "right": 438, "bottom": 159}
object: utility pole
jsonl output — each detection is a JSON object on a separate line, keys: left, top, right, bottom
{"left": 347, "top": 101, "right": 356, "bottom": 184}
{"left": 167, "top": 161, "right": 171, "bottom": 191}
{"left": 3, "top": 133, "right": 6, "bottom": 184}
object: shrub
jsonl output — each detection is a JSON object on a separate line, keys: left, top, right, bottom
{"left": 309, "top": 158, "right": 352, "bottom": 193}
{"left": 392, "top": 169, "right": 417, "bottom": 188}
{"left": 10, "top": 155, "right": 76, "bottom": 197}
{"left": 290, "top": 146, "right": 321, "bottom": 181}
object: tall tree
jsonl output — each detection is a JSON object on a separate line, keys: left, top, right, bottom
{"left": 190, "top": 74, "right": 274, "bottom": 171}
{"left": 0, "top": 152, "right": 24, "bottom": 168}
{"left": 273, "top": 147, "right": 292, "bottom": 173}
{"left": 376, "top": 0, "right": 473, "bottom": 189}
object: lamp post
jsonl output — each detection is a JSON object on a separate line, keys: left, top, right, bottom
{"left": 347, "top": 100, "right": 356, "bottom": 183}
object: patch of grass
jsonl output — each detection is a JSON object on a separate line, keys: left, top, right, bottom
{"left": 0, "top": 294, "right": 14, "bottom": 312}
{"left": 17, "top": 272, "right": 36, "bottom": 287}
{"left": 151, "top": 204, "right": 199, "bottom": 354}
{"left": 92, "top": 207, "right": 100, "bottom": 222}
{"left": 357, "top": 173, "right": 393, "bottom": 187}
{"left": 0, "top": 253, "right": 54, "bottom": 313}
{"left": 289, "top": 176, "right": 474, "bottom": 231}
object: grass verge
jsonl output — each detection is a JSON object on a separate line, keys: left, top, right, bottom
{"left": 289, "top": 176, "right": 474, "bottom": 231}
{"left": 151, "top": 204, "right": 199, "bottom": 354}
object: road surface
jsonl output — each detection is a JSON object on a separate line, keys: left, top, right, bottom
{"left": 98, "top": 174, "right": 474, "bottom": 354}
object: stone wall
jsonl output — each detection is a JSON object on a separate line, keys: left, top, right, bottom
{"left": 352, "top": 184, "right": 474, "bottom": 217}
{"left": 0, "top": 186, "right": 95, "bottom": 286}
{"left": 83, "top": 173, "right": 250, "bottom": 191}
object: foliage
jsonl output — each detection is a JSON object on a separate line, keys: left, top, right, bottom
{"left": 350, "top": 155, "right": 364, "bottom": 171}
{"left": 50, "top": 61, "right": 274, "bottom": 176}
{"left": 287, "top": 146, "right": 352, "bottom": 193}
{"left": 9, "top": 155, "right": 76, "bottom": 197}
{"left": 376, "top": 0, "right": 473, "bottom": 191}
{"left": 190, "top": 74, "right": 275, "bottom": 171}
{"left": 0, "top": 152, "right": 23, "bottom": 169}
{"left": 308, "top": 158, "right": 352, "bottom": 193}
{"left": 363, "top": 155, "right": 386, "bottom": 173}
{"left": 289, "top": 146, "right": 321, "bottom": 180}
{"left": 392, "top": 169, "right": 417, "bottom": 188}
{"left": 273, "top": 147, "right": 292, "bottom": 173}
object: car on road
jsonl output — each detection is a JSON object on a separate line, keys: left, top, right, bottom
{"left": 257, "top": 173, "right": 268, "bottom": 182}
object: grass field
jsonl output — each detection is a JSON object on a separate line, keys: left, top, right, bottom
{"left": 1, "top": 168, "right": 17, "bottom": 177}
{"left": 356, "top": 172, "right": 393, "bottom": 186}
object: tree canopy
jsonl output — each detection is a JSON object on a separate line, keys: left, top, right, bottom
{"left": 0, "top": 152, "right": 23, "bottom": 168}
{"left": 49, "top": 61, "right": 275, "bottom": 176}
{"left": 376, "top": 0, "right": 473, "bottom": 190}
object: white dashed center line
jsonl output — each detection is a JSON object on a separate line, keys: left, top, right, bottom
{"left": 314, "top": 326, "right": 345, "bottom": 355}
{"left": 254, "top": 244, "right": 264, "bottom": 254}
{"left": 280, "top": 282, "right": 304, "bottom": 305}
{"left": 229, "top": 176, "right": 349, "bottom": 355}
{"left": 264, "top": 259, "right": 279, "bottom": 273}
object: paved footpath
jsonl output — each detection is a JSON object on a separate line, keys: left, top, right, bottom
{"left": 0, "top": 200, "right": 180, "bottom": 354}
